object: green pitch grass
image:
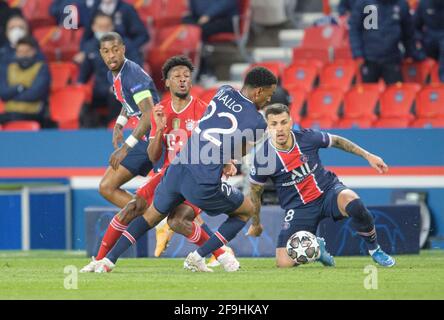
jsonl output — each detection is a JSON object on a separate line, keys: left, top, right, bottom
{"left": 0, "top": 250, "right": 443, "bottom": 300}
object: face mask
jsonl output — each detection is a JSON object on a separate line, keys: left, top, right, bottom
{"left": 16, "top": 56, "right": 36, "bottom": 69}
{"left": 95, "top": 31, "right": 106, "bottom": 41}
{"left": 7, "top": 27, "right": 26, "bottom": 47}
{"left": 100, "top": 0, "right": 117, "bottom": 15}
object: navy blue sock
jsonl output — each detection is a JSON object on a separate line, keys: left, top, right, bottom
{"left": 197, "top": 216, "right": 246, "bottom": 257}
{"left": 106, "top": 216, "right": 152, "bottom": 264}
{"left": 345, "top": 199, "right": 379, "bottom": 251}
{"left": 200, "top": 223, "right": 214, "bottom": 237}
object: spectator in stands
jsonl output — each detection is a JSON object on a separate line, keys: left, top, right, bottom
{"left": 50, "top": 0, "right": 96, "bottom": 28}
{"left": 80, "top": 0, "right": 149, "bottom": 64}
{"left": 0, "top": 36, "right": 50, "bottom": 127}
{"left": 349, "top": 0, "right": 423, "bottom": 84}
{"left": 77, "top": 12, "right": 141, "bottom": 127}
{"left": 414, "top": 0, "right": 444, "bottom": 82}
{"left": 0, "top": 0, "right": 22, "bottom": 48}
{"left": 183, "top": 0, "right": 239, "bottom": 41}
{"left": 0, "top": 15, "right": 45, "bottom": 64}
{"left": 338, "top": 0, "right": 357, "bottom": 16}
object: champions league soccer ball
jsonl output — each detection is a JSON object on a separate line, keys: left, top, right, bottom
{"left": 286, "top": 231, "right": 320, "bottom": 264}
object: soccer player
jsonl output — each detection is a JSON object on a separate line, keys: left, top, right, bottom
{"left": 98, "top": 32, "right": 159, "bottom": 217}
{"left": 81, "top": 55, "right": 237, "bottom": 272}
{"left": 94, "top": 67, "right": 277, "bottom": 273}
{"left": 248, "top": 104, "right": 396, "bottom": 268}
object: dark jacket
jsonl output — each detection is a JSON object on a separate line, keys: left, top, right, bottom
{"left": 338, "top": 0, "right": 358, "bottom": 16}
{"left": 349, "top": 0, "right": 417, "bottom": 63}
{"left": 0, "top": 2, "right": 22, "bottom": 48}
{"left": 81, "top": 0, "right": 149, "bottom": 52}
{"left": 77, "top": 36, "right": 142, "bottom": 96}
{"left": 414, "top": 0, "right": 444, "bottom": 44}
{"left": 189, "top": 0, "right": 238, "bottom": 20}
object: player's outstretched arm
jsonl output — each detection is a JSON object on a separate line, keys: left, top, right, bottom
{"left": 246, "top": 182, "right": 265, "bottom": 237}
{"left": 330, "top": 134, "right": 389, "bottom": 174}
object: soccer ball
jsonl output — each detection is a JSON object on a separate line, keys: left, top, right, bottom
{"left": 286, "top": 231, "right": 320, "bottom": 264}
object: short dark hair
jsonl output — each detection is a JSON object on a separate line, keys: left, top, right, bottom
{"left": 161, "top": 55, "right": 194, "bottom": 80}
{"left": 99, "top": 31, "right": 123, "bottom": 45}
{"left": 264, "top": 103, "right": 290, "bottom": 118}
{"left": 16, "top": 35, "right": 37, "bottom": 49}
{"left": 243, "top": 66, "right": 277, "bottom": 88}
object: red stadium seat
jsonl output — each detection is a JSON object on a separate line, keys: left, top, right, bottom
{"left": 301, "top": 88, "right": 343, "bottom": 127}
{"left": 286, "top": 87, "right": 307, "bottom": 123}
{"left": 49, "top": 86, "right": 86, "bottom": 129}
{"left": 300, "top": 117, "right": 337, "bottom": 129}
{"left": 334, "top": 44, "right": 353, "bottom": 60}
{"left": 411, "top": 118, "right": 444, "bottom": 128}
{"left": 300, "top": 25, "right": 346, "bottom": 50}
{"left": 146, "top": 24, "right": 202, "bottom": 90}
{"left": 0, "top": 99, "right": 4, "bottom": 113}
{"left": 206, "top": 0, "right": 252, "bottom": 61}
{"left": 129, "top": 0, "right": 188, "bottom": 28}
{"left": 373, "top": 118, "right": 411, "bottom": 128}
{"left": 430, "top": 63, "right": 441, "bottom": 84}
{"left": 199, "top": 87, "right": 219, "bottom": 104}
{"left": 34, "top": 26, "right": 84, "bottom": 62}
{"left": 290, "top": 58, "right": 325, "bottom": 73}
{"left": 246, "top": 61, "right": 287, "bottom": 80}
{"left": 415, "top": 85, "right": 444, "bottom": 118}
{"left": 378, "top": 83, "right": 421, "bottom": 121}
{"left": 282, "top": 64, "right": 318, "bottom": 92}
{"left": 341, "top": 84, "right": 380, "bottom": 120}
{"left": 401, "top": 59, "right": 436, "bottom": 84}
{"left": 319, "top": 60, "right": 356, "bottom": 92}
{"left": 336, "top": 118, "right": 374, "bottom": 129}
{"left": 21, "top": 0, "right": 56, "bottom": 29}
{"left": 292, "top": 47, "right": 331, "bottom": 64}
{"left": 49, "top": 62, "right": 79, "bottom": 92}
{"left": 3, "top": 120, "right": 41, "bottom": 131}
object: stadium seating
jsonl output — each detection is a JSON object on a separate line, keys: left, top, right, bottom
{"left": 430, "top": 63, "right": 441, "bottom": 84}
{"left": 411, "top": 84, "right": 444, "bottom": 127}
{"left": 410, "top": 118, "right": 444, "bottom": 128}
{"left": 286, "top": 86, "right": 307, "bottom": 123}
{"left": 300, "top": 87, "right": 343, "bottom": 129}
{"left": 300, "top": 25, "right": 346, "bottom": 50}
{"left": 319, "top": 60, "right": 356, "bottom": 92}
{"left": 337, "top": 84, "right": 381, "bottom": 128}
{"left": 282, "top": 64, "right": 318, "bottom": 92}
{"left": 0, "top": 100, "right": 4, "bottom": 113}
{"left": 33, "top": 26, "right": 84, "bottom": 62}
{"left": 127, "top": 0, "right": 188, "bottom": 28}
{"left": 378, "top": 83, "right": 421, "bottom": 120}
{"left": 292, "top": 47, "right": 331, "bottom": 64}
{"left": 49, "top": 62, "right": 79, "bottom": 92}
{"left": 49, "top": 86, "right": 86, "bottom": 129}
{"left": 373, "top": 118, "right": 412, "bottom": 128}
{"left": 246, "top": 61, "right": 287, "bottom": 80}
{"left": 334, "top": 44, "right": 353, "bottom": 60}
{"left": 401, "top": 59, "right": 436, "bottom": 84}
{"left": 206, "top": 0, "right": 252, "bottom": 61}
{"left": 146, "top": 24, "right": 202, "bottom": 90}
{"left": 2, "top": 120, "right": 41, "bottom": 131}
{"left": 21, "top": 0, "right": 56, "bottom": 29}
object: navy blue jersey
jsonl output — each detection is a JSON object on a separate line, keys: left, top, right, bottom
{"left": 107, "top": 59, "right": 160, "bottom": 119}
{"left": 176, "top": 85, "right": 267, "bottom": 184}
{"left": 250, "top": 129, "right": 340, "bottom": 209}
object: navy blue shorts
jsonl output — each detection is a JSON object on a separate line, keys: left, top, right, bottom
{"left": 277, "top": 182, "right": 348, "bottom": 248}
{"left": 120, "top": 140, "right": 153, "bottom": 177}
{"left": 153, "top": 164, "right": 244, "bottom": 216}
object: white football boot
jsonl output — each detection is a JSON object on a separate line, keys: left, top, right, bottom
{"left": 80, "top": 257, "right": 98, "bottom": 273}
{"left": 94, "top": 257, "right": 116, "bottom": 273}
{"left": 183, "top": 251, "right": 214, "bottom": 272}
{"left": 217, "top": 251, "right": 241, "bottom": 272}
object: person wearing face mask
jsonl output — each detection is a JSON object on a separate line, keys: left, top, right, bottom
{"left": 0, "top": 36, "right": 50, "bottom": 127}
{"left": 0, "top": 0, "right": 22, "bottom": 48}
{"left": 77, "top": 12, "right": 142, "bottom": 127}
{"left": 80, "top": 0, "right": 149, "bottom": 62}
{"left": 349, "top": 0, "right": 425, "bottom": 84}
{"left": 414, "top": 0, "right": 444, "bottom": 82}
{"left": 0, "top": 15, "right": 45, "bottom": 64}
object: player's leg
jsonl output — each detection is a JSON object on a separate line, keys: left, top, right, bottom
{"left": 99, "top": 166, "right": 134, "bottom": 208}
{"left": 336, "top": 188, "right": 395, "bottom": 267}
{"left": 276, "top": 248, "right": 297, "bottom": 268}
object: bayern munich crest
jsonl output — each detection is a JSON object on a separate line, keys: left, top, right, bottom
{"left": 185, "top": 119, "right": 195, "bottom": 131}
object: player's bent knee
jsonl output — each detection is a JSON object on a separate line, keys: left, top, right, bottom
{"left": 98, "top": 179, "right": 114, "bottom": 198}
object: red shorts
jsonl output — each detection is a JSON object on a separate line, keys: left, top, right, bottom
{"left": 136, "top": 169, "right": 202, "bottom": 216}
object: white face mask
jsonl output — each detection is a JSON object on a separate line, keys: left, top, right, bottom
{"left": 100, "top": 0, "right": 117, "bottom": 15}
{"left": 7, "top": 27, "right": 26, "bottom": 47}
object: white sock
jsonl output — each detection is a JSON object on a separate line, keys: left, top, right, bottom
{"left": 368, "top": 246, "right": 380, "bottom": 256}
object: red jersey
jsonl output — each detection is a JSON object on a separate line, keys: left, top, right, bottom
{"left": 149, "top": 96, "right": 207, "bottom": 167}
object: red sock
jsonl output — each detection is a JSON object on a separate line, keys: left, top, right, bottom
{"left": 187, "top": 222, "right": 225, "bottom": 258}
{"left": 96, "top": 216, "right": 128, "bottom": 260}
